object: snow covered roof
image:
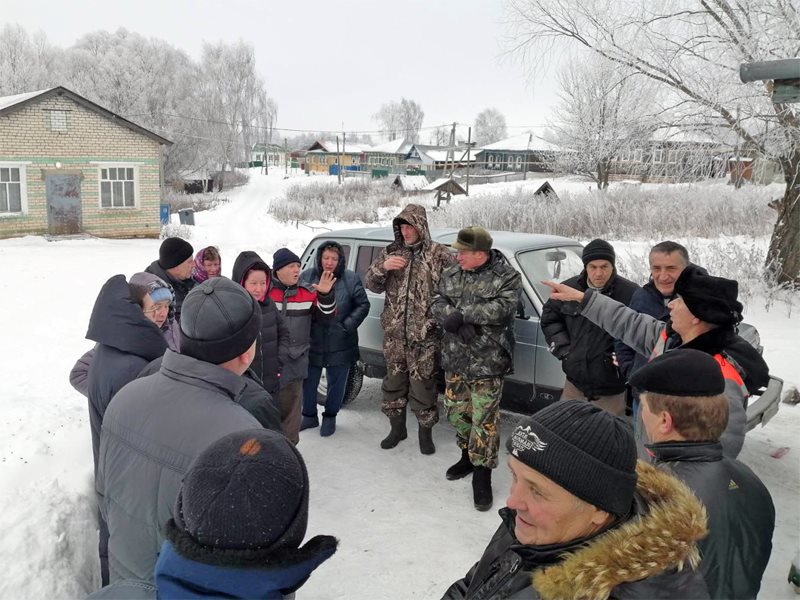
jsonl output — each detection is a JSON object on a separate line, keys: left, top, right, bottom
{"left": 0, "top": 88, "right": 53, "bottom": 112}
{"left": 391, "top": 174, "right": 429, "bottom": 191}
{"left": 423, "top": 149, "right": 478, "bottom": 163}
{"left": 368, "top": 138, "right": 413, "bottom": 154}
{"left": 0, "top": 86, "right": 172, "bottom": 145}
{"left": 423, "top": 178, "right": 467, "bottom": 194}
{"left": 479, "top": 133, "right": 562, "bottom": 152}
{"left": 307, "top": 140, "right": 373, "bottom": 153}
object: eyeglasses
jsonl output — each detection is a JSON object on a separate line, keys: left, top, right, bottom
{"left": 143, "top": 303, "right": 170, "bottom": 315}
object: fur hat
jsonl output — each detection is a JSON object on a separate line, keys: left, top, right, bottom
{"left": 674, "top": 265, "right": 743, "bottom": 326}
{"left": 179, "top": 278, "right": 261, "bottom": 364}
{"left": 582, "top": 239, "right": 616, "bottom": 266}
{"left": 272, "top": 248, "right": 302, "bottom": 273}
{"left": 452, "top": 226, "right": 493, "bottom": 252}
{"left": 507, "top": 400, "right": 637, "bottom": 516}
{"left": 158, "top": 237, "right": 194, "bottom": 270}
{"left": 171, "top": 429, "right": 309, "bottom": 559}
{"left": 630, "top": 349, "right": 725, "bottom": 397}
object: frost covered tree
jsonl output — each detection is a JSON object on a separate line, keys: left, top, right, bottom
{"left": 506, "top": 0, "right": 800, "bottom": 283}
{"left": 374, "top": 98, "right": 425, "bottom": 143}
{"left": 549, "top": 55, "right": 659, "bottom": 189}
{"left": 474, "top": 108, "right": 508, "bottom": 146}
{"left": 0, "top": 24, "right": 56, "bottom": 95}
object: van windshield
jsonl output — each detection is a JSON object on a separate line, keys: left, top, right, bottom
{"left": 516, "top": 246, "right": 585, "bottom": 302}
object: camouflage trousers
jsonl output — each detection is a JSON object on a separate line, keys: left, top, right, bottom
{"left": 382, "top": 340, "right": 439, "bottom": 428}
{"left": 444, "top": 372, "right": 504, "bottom": 469}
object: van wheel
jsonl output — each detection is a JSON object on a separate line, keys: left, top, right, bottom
{"left": 316, "top": 361, "right": 365, "bottom": 408}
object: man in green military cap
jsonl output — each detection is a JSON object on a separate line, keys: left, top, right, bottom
{"left": 431, "top": 226, "right": 521, "bottom": 511}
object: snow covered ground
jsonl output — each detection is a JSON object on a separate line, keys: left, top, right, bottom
{"left": 0, "top": 170, "right": 798, "bottom": 598}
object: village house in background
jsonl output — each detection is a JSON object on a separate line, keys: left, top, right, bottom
{"left": 0, "top": 86, "right": 171, "bottom": 239}
{"left": 475, "top": 133, "right": 560, "bottom": 173}
{"left": 305, "top": 140, "right": 372, "bottom": 175}
{"left": 250, "top": 142, "right": 286, "bottom": 168}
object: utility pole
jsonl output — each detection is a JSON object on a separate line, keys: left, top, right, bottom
{"left": 284, "top": 137, "right": 288, "bottom": 175}
{"left": 523, "top": 132, "right": 532, "bottom": 181}
{"left": 465, "top": 126, "right": 472, "bottom": 196}
{"left": 336, "top": 136, "right": 342, "bottom": 184}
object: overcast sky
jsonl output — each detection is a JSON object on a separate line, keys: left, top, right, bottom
{"left": 6, "top": 0, "right": 561, "bottom": 140}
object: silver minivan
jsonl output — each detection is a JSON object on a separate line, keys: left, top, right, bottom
{"left": 300, "top": 227, "right": 585, "bottom": 415}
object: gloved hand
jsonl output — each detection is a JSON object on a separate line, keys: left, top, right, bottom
{"left": 458, "top": 323, "right": 477, "bottom": 343}
{"left": 442, "top": 311, "right": 464, "bottom": 333}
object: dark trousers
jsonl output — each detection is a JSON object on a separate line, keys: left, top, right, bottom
{"left": 302, "top": 364, "right": 350, "bottom": 417}
{"left": 277, "top": 379, "right": 303, "bottom": 444}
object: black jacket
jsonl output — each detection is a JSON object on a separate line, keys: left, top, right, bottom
{"left": 86, "top": 275, "right": 167, "bottom": 473}
{"left": 299, "top": 241, "right": 370, "bottom": 368}
{"left": 443, "top": 462, "right": 708, "bottom": 600}
{"left": 649, "top": 441, "right": 774, "bottom": 599}
{"left": 144, "top": 260, "right": 195, "bottom": 323}
{"left": 541, "top": 271, "right": 639, "bottom": 396}
{"left": 231, "top": 251, "right": 290, "bottom": 394}
{"left": 615, "top": 281, "right": 672, "bottom": 379}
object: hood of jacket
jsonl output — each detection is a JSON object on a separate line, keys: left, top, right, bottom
{"left": 390, "top": 203, "right": 432, "bottom": 250}
{"left": 85, "top": 274, "right": 167, "bottom": 360}
{"left": 232, "top": 251, "right": 272, "bottom": 297}
{"left": 313, "top": 240, "right": 346, "bottom": 278}
{"left": 531, "top": 461, "right": 707, "bottom": 600}
{"left": 681, "top": 325, "right": 770, "bottom": 392}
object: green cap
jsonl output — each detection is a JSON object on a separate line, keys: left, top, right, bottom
{"left": 452, "top": 226, "right": 493, "bottom": 252}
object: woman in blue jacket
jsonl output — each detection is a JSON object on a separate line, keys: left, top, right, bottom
{"left": 299, "top": 241, "right": 370, "bottom": 436}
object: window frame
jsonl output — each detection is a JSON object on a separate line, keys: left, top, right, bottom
{"left": 96, "top": 164, "right": 139, "bottom": 209}
{"left": 0, "top": 163, "right": 29, "bottom": 217}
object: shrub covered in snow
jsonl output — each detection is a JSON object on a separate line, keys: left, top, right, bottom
{"left": 269, "top": 180, "right": 405, "bottom": 223}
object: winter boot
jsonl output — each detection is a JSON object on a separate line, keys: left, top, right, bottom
{"left": 472, "top": 466, "right": 493, "bottom": 512}
{"left": 380, "top": 414, "right": 408, "bottom": 449}
{"left": 446, "top": 448, "right": 474, "bottom": 481}
{"left": 320, "top": 413, "right": 337, "bottom": 437}
{"left": 418, "top": 427, "right": 435, "bottom": 455}
{"left": 300, "top": 413, "right": 319, "bottom": 431}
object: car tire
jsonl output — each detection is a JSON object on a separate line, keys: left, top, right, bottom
{"left": 316, "top": 361, "right": 365, "bottom": 408}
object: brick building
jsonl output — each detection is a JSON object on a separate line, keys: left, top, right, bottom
{"left": 0, "top": 86, "right": 171, "bottom": 239}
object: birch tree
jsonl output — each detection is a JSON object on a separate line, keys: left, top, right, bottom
{"left": 506, "top": 0, "right": 800, "bottom": 283}
{"left": 474, "top": 108, "right": 508, "bottom": 146}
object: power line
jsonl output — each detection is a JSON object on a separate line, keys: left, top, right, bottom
{"left": 122, "top": 111, "right": 458, "bottom": 135}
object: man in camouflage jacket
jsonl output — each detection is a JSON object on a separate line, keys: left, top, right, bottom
{"left": 431, "top": 226, "right": 521, "bottom": 512}
{"left": 364, "top": 203, "right": 455, "bottom": 454}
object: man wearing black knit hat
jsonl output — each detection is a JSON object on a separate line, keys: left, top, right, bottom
{"left": 90, "top": 429, "right": 338, "bottom": 598}
{"left": 443, "top": 399, "right": 709, "bottom": 599}
{"left": 541, "top": 239, "right": 639, "bottom": 415}
{"left": 145, "top": 237, "right": 196, "bottom": 322}
{"left": 97, "top": 277, "right": 266, "bottom": 584}
{"left": 543, "top": 265, "right": 770, "bottom": 459}
{"left": 631, "top": 350, "right": 774, "bottom": 599}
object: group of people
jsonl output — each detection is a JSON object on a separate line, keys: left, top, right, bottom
{"left": 70, "top": 201, "right": 776, "bottom": 599}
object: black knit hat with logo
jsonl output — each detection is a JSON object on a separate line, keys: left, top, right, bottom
{"left": 180, "top": 277, "right": 262, "bottom": 364}
{"left": 674, "top": 264, "right": 743, "bottom": 326}
{"left": 507, "top": 400, "right": 637, "bottom": 515}
{"left": 582, "top": 239, "right": 616, "bottom": 266}
{"left": 169, "top": 429, "right": 311, "bottom": 565}
{"left": 159, "top": 237, "right": 194, "bottom": 270}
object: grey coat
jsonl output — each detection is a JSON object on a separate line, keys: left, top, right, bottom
{"left": 577, "top": 290, "right": 747, "bottom": 458}
{"left": 97, "top": 349, "right": 261, "bottom": 583}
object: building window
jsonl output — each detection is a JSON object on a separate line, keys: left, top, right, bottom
{"left": 652, "top": 149, "right": 665, "bottom": 163}
{"left": 100, "top": 167, "right": 136, "bottom": 208}
{"left": 516, "top": 156, "right": 523, "bottom": 169}
{"left": 0, "top": 166, "right": 24, "bottom": 214}
{"left": 50, "top": 110, "right": 68, "bottom": 132}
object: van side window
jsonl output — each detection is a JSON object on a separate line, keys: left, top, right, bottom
{"left": 356, "top": 245, "right": 385, "bottom": 282}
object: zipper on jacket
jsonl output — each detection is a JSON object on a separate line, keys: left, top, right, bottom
{"left": 403, "top": 251, "right": 416, "bottom": 344}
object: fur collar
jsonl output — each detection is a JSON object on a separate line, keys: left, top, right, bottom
{"left": 532, "top": 461, "right": 707, "bottom": 600}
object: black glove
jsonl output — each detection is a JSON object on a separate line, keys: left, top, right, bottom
{"left": 457, "top": 323, "right": 477, "bottom": 343}
{"left": 442, "top": 311, "right": 464, "bottom": 333}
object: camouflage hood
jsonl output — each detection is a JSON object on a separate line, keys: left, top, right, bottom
{"left": 390, "top": 203, "right": 432, "bottom": 250}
